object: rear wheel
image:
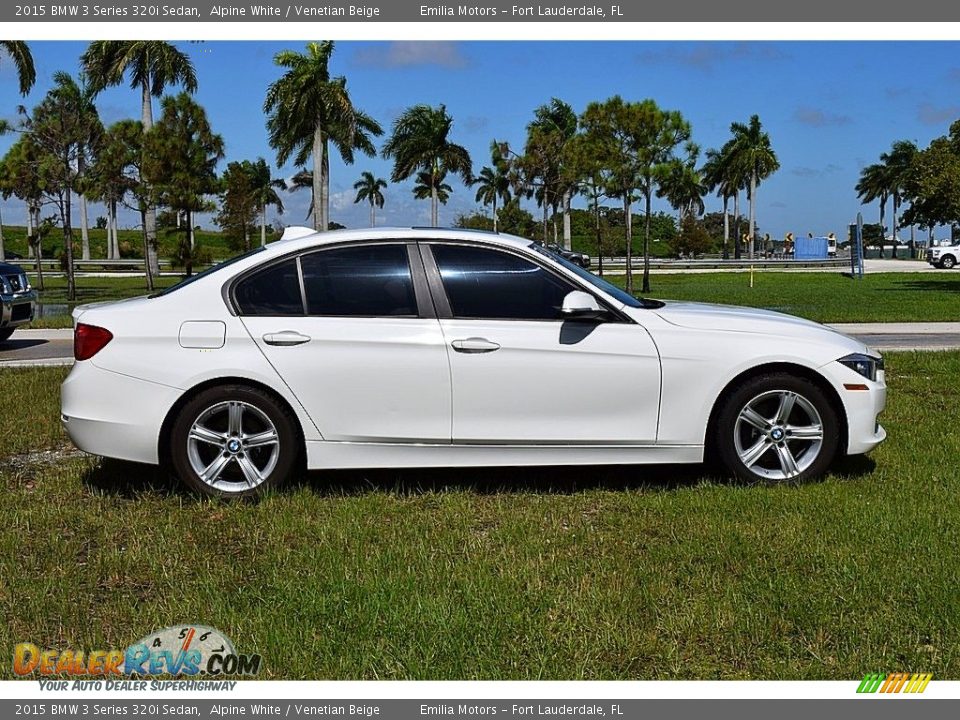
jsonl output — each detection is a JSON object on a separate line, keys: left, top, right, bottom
{"left": 714, "top": 373, "right": 840, "bottom": 484}
{"left": 169, "top": 385, "right": 300, "bottom": 498}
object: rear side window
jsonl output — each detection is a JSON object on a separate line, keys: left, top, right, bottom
{"left": 300, "top": 245, "right": 417, "bottom": 317}
{"left": 431, "top": 244, "right": 575, "bottom": 320}
{"left": 234, "top": 259, "right": 304, "bottom": 315}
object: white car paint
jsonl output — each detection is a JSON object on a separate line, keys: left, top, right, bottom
{"left": 60, "top": 227, "right": 886, "bottom": 482}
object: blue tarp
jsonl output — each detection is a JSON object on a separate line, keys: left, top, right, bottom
{"left": 795, "top": 236, "right": 829, "bottom": 259}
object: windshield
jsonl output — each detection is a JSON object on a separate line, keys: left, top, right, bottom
{"left": 529, "top": 243, "right": 659, "bottom": 309}
{"left": 151, "top": 246, "right": 267, "bottom": 298}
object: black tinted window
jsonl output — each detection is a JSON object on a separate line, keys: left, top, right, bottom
{"left": 301, "top": 245, "right": 417, "bottom": 317}
{"left": 432, "top": 245, "right": 574, "bottom": 320}
{"left": 234, "top": 259, "right": 303, "bottom": 315}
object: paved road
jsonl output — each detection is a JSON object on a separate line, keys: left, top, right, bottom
{"left": 2, "top": 324, "right": 959, "bottom": 369}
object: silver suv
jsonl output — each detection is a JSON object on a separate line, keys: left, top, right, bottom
{"left": 0, "top": 261, "right": 37, "bottom": 341}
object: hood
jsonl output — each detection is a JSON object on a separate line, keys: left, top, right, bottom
{"left": 652, "top": 300, "right": 858, "bottom": 338}
{"left": 0, "top": 262, "right": 25, "bottom": 274}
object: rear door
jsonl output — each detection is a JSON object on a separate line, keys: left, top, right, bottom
{"left": 237, "top": 242, "right": 451, "bottom": 443}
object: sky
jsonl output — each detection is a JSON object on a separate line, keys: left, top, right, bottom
{"left": 1, "top": 40, "right": 959, "bottom": 239}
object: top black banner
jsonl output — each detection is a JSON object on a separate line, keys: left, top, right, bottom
{"left": 5, "top": 0, "right": 951, "bottom": 22}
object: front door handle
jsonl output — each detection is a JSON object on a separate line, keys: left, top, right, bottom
{"left": 451, "top": 337, "right": 500, "bottom": 354}
{"left": 263, "top": 331, "right": 311, "bottom": 347}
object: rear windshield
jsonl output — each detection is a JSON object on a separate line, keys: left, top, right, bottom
{"left": 150, "top": 246, "right": 267, "bottom": 297}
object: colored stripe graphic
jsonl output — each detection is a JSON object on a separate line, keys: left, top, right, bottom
{"left": 858, "top": 672, "right": 931, "bottom": 694}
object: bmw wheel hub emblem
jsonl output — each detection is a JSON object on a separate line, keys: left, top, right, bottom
{"left": 770, "top": 428, "right": 785, "bottom": 441}
{"left": 228, "top": 439, "right": 241, "bottom": 453}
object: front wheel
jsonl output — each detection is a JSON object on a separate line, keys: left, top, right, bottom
{"left": 714, "top": 374, "right": 840, "bottom": 484}
{"left": 169, "top": 384, "right": 300, "bottom": 498}
{"left": 941, "top": 255, "right": 956, "bottom": 269}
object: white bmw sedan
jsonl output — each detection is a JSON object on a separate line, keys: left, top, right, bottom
{"left": 61, "top": 228, "right": 886, "bottom": 497}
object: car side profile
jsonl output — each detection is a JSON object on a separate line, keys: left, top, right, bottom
{"left": 61, "top": 227, "right": 886, "bottom": 497}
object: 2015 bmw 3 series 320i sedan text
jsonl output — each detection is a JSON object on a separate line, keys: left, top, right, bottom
{"left": 61, "top": 227, "right": 885, "bottom": 498}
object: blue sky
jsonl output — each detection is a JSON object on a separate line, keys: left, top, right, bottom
{"left": 2, "top": 40, "right": 960, "bottom": 238}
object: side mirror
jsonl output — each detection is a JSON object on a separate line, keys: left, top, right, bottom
{"left": 561, "top": 290, "right": 606, "bottom": 320}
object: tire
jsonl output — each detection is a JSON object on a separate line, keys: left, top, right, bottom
{"left": 169, "top": 384, "right": 300, "bottom": 498}
{"left": 0, "top": 328, "right": 14, "bottom": 342}
{"left": 941, "top": 255, "right": 956, "bottom": 269}
{"left": 713, "top": 373, "right": 840, "bottom": 484}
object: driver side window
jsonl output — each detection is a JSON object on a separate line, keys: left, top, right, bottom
{"left": 431, "top": 244, "right": 576, "bottom": 321}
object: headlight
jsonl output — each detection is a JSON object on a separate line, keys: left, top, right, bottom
{"left": 838, "top": 353, "right": 883, "bottom": 382}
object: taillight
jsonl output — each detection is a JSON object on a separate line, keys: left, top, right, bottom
{"left": 74, "top": 323, "right": 113, "bottom": 361}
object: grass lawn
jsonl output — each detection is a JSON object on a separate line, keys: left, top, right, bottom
{"left": 614, "top": 270, "right": 960, "bottom": 323}
{"left": 2, "top": 352, "right": 959, "bottom": 679}
{"left": 27, "top": 275, "right": 181, "bottom": 328}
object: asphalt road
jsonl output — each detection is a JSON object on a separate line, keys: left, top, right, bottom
{"left": 2, "top": 325, "right": 959, "bottom": 368}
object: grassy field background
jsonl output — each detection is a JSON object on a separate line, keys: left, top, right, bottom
{"left": 2, "top": 352, "right": 958, "bottom": 679}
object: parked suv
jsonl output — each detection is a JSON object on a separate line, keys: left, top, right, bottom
{"left": 0, "top": 261, "right": 37, "bottom": 341}
{"left": 928, "top": 243, "right": 959, "bottom": 269}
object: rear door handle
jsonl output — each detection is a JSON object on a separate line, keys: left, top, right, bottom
{"left": 451, "top": 337, "right": 500, "bottom": 354}
{"left": 263, "top": 331, "right": 311, "bottom": 347}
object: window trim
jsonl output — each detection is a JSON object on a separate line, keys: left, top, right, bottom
{"left": 420, "top": 240, "right": 632, "bottom": 324}
{"left": 227, "top": 240, "right": 435, "bottom": 320}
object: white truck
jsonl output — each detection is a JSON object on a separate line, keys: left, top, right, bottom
{"left": 927, "top": 242, "right": 959, "bottom": 269}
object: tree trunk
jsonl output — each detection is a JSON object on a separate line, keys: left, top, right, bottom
{"left": 26, "top": 203, "right": 34, "bottom": 258}
{"left": 33, "top": 206, "right": 44, "bottom": 291}
{"left": 261, "top": 202, "right": 268, "bottom": 246}
{"left": 891, "top": 194, "right": 899, "bottom": 259}
{"left": 733, "top": 191, "right": 741, "bottom": 259}
{"left": 562, "top": 189, "right": 571, "bottom": 250}
{"left": 63, "top": 189, "right": 76, "bottom": 303}
{"left": 79, "top": 154, "right": 90, "bottom": 260}
{"left": 141, "top": 206, "right": 154, "bottom": 291}
{"left": 910, "top": 223, "right": 916, "bottom": 258}
{"left": 748, "top": 170, "right": 757, "bottom": 260}
{"left": 722, "top": 195, "right": 730, "bottom": 260}
{"left": 141, "top": 80, "right": 160, "bottom": 278}
{"left": 642, "top": 190, "right": 652, "bottom": 294}
{"left": 243, "top": 222, "right": 249, "bottom": 252}
{"left": 594, "top": 190, "right": 603, "bottom": 277}
{"left": 624, "top": 193, "right": 633, "bottom": 295}
{"left": 322, "top": 141, "right": 331, "bottom": 230}
{"left": 542, "top": 199, "right": 548, "bottom": 244}
{"left": 878, "top": 199, "right": 886, "bottom": 259}
{"left": 0, "top": 203, "right": 5, "bottom": 261}
{"left": 186, "top": 210, "right": 194, "bottom": 277}
{"left": 432, "top": 173, "right": 439, "bottom": 227}
{"left": 311, "top": 126, "right": 325, "bottom": 231}
{"left": 492, "top": 196, "right": 498, "bottom": 233}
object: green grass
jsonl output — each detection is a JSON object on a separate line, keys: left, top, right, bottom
{"left": 2, "top": 353, "right": 959, "bottom": 679}
{"left": 28, "top": 275, "right": 181, "bottom": 328}
{"left": 615, "top": 271, "right": 960, "bottom": 323}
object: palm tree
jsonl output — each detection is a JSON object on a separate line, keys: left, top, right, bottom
{"left": 856, "top": 162, "right": 889, "bottom": 259}
{"left": 81, "top": 41, "right": 198, "bottom": 275}
{"left": 287, "top": 169, "right": 316, "bottom": 221}
{"left": 472, "top": 158, "right": 510, "bottom": 232}
{"left": 382, "top": 104, "right": 472, "bottom": 227}
{"left": 265, "top": 42, "right": 377, "bottom": 232}
{"left": 70, "top": 73, "right": 103, "bottom": 261}
{"left": 528, "top": 99, "right": 579, "bottom": 247}
{"left": 249, "top": 158, "right": 285, "bottom": 246}
{"left": 728, "top": 115, "right": 779, "bottom": 259}
{"left": 1, "top": 41, "right": 36, "bottom": 96}
{"left": 353, "top": 171, "right": 387, "bottom": 227}
{"left": 413, "top": 170, "right": 452, "bottom": 209}
{"left": 880, "top": 140, "right": 918, "bottom": 259}
{"left": 659, "top": 141, "right": 707, "bottom": 227}
{"left": 702, "top": 139, "right": 745, "bottom": 260}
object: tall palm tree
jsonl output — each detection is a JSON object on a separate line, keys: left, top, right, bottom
{"left": 265, "top": 42, "right": 375, "bottom": 233}
{"left": 70, "top": 73, "right": 103, "bottom": 261}
{"left": 880, "top": 140, "right": 918, "bottom": 259}
{"left": 472, "top": 160, "right": 511, "bottom": 232}
{"left": 856, "top": 162, "right": 889, "bottom": 259}
{"left": 353, "top": 171, "right": 387, "bottom": 227}
{"left": 249, "top": 158, "right": 285, "bottom": 246}
{"left": 528, "top": 98, "right": 579, "bottom": 247}
{"left": 728, "top": 115, "right": 779, "bottom": 259}
{"left": 1, "top": 41, "right": 36, "bottom": 96}
{"left": 702, "top": 139, "right": 745, "bottom": 260}
{"left": 382, "top": 104, "right": 472, "bottom": 227}
{"left": 81, "top": 41, "right": 198, "bottom": 275}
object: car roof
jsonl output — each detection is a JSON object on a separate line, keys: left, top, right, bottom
{"left": 265, "top": 226, "right": 534, "bottom": 257}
